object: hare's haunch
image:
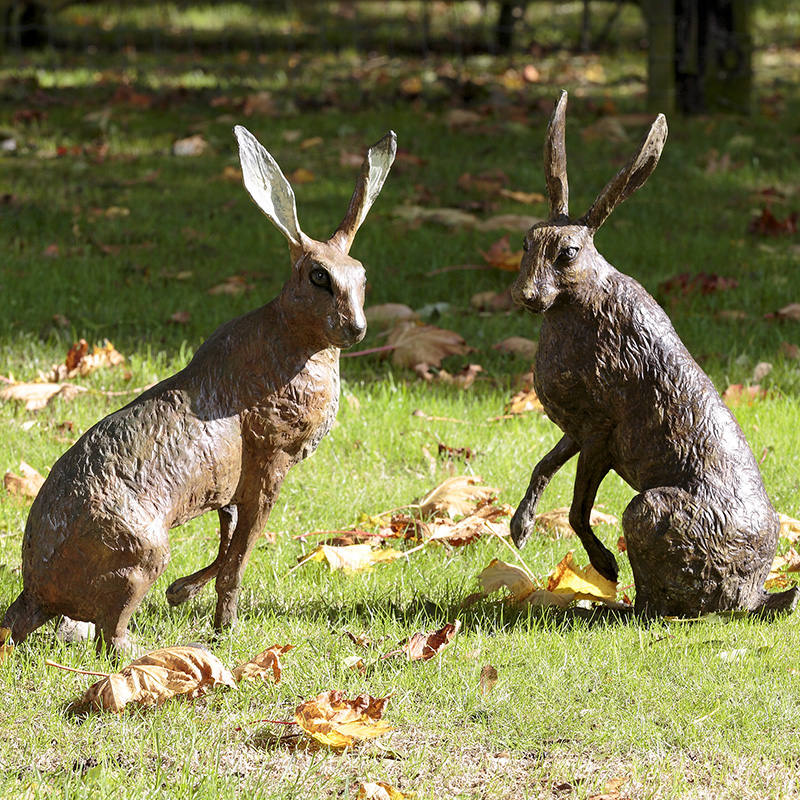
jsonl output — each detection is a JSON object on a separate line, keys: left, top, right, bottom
{"left": 1, "top": 127, "right": 397, "bottom": 654}
{"left": 510, "top": 92, "right": 797, "bottom": 618}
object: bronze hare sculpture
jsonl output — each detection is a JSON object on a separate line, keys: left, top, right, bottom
{"left": 510, "top": 92, "right": 797, "bottom": 618}
{"left": 1, "top": 126, "right": 397, "bottom": 653}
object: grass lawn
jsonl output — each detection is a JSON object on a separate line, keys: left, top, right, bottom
{"left": 1, "top": 3, "right": 800, "bottom": 798}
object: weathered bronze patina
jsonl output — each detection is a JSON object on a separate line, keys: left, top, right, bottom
{"left": 510, "top": 92, "right": 797, "bottom": 618}
{"left": 1, "top": 127, "right": 397, "bottom": 653}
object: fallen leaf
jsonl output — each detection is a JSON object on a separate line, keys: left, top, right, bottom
{"left": 780, "top": 341, "right": 800, "bottom": 360}
{"left": 233, "top": 644, "right": 294, "bottom": 683}
{"left": 546, "top": 551, "right": 618, "bottom": 603}
{"left": 534, "top": 506, "right": 619, "bottom": 540}
{"left": 479, "top": 664, "right": 498, "bottom": 695}
{"left": 418, "top": 475, "right": 499, "bottom": 518}
{"left": 287, "top": 167, "right": 315, "bottom": 184}
{"left": 172, "top": 135, "right": 210, "bottom": 157}
{"left": 42, "top": 243, "right": 60, "bottom": 258}
{"left": 721, "top": 383, "right": 769, "bottom": 406}
{"left": 0, "top": 627, "right": 13, "bottom": 666}
{"left": 0, "top": 382, "right": 86, "bottom": 411}
{"left": 344, "top": 655, "right": 366, "bottom": 673}
{"left": 779, "top": 513, "right": 800, "bottom": 543}
{"left": 748, "top": 207, "right": 798, "bottom": 236}
{"left": 221, "top": 165, "right": 243, "bottom": 182}
{"left": 80, "top": 645, "right": 236, "bottom": 713}
{"left": 425, "top": 500, "right": 512, "bottom": 546}
{"left": 168, "top": 310, "right": 191, "bottom": 325}
{"left": 659, "top": 272, "right": 739, "bottom": 296}
{"left": 766, "top": 303, "right": 800, "bottom": 321}
{"left": 480, "top": 235, "right": 523, "bottom": 271}
{"left": 364, "top": 303, "right": 419, "bottom": 327}
{"left": 478, "top": 213, "right": 542, "bottom": 232}
{"left": 208, "top": 275, "right": 254, "bottom": 295}
{"left": 505, "top": 388, "right": 544, "bottom": 415}
{"left": 445, "top": 108, "right": 483, "bottom": 128}
{"left": 3, "top": 461, "right": 46, "bottom": 499}
{"left": 298, "top": 543, "right": 402, "bottom": 573}
{"left": 294, "top": 690, "right": 394, "bottom": 747}
{"left": 385, "top": 321, "right": 474, "bottom": 369}
{"left": 498, "top": 188, "right": 546, "bottom": 205}
{"left": 771, "top": 548, "right": 800, "bottom": 574}
{"left": 385, "top": 620, "right": 461, "bottom": 661}
{"left": 357, "top": 781, "right": 413, "bottom": 800}
{"left": 493, "top": 337, "right": 538, "bottom": 360}
{"left": 242, "top": 91, "right": 274, "bottom": 116}
{"left": 477, "top": 558, "right": 539, "bottom": 601}
{"left": 50, "top": 339, "right": 125, "bottom": 380}
{"left": 471, "top": 288, "right": 515, "bottom": 312}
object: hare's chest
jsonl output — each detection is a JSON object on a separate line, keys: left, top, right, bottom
{"left": 244, "top": 363, "right": 340, "bottom": 461}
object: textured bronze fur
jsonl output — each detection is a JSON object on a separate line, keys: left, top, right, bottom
{"left": 1, "top": 128, "right": 396, "bottom": 652}
{"left": 509, "top": 92, "right": 797, "bottom": 618}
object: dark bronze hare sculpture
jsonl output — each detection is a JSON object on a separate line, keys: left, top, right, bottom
{"left": 510, "top": 91, "right": 797, "bottom": 618}
{"left": 1, "top": 126, "right": 397, "bottom": 653}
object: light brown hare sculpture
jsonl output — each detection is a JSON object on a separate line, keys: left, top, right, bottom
{"left": 1, "top": 126, "right": 397, "bottom": 653}
{"left": 509, "top": 92, "right": 797, "bottom": 618}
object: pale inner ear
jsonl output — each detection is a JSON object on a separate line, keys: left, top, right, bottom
{"left": 234, "top": 125, "right": 304, "bottom": 248}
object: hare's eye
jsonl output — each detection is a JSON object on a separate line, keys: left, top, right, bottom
{"left": 310, "top": 267, "right": 332, "bottom": 291}
{"left": 562, "top": 246, "right": 579, "bottom": 260}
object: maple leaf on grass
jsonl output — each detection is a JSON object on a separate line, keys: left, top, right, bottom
{"left": 417, "top": 475, "right": 499, "bottom": 518}
{"left": 233, "top": 644, "right": 294, "bottom": 684}
{"left": 3, "top": 461, "right": 46, "bottom": 499}
{"left": 71, "top": 645, "right": 236, "bottom": 713}
{"left": 385, "top": 321, "right": 474, "bottom": 369}
{"left": 294, "top": 543, "right": 402, "bottom": 573}
{"left": 383, "top": 620, "right": 461, "bottom": 661}
{"left": 294, "top": 690, "right": 394, "bottom": 748}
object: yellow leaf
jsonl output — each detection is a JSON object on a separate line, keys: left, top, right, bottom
{"left": 288, "top": 167, "right": 315, "bottom": 184}
{"left": 4, "top": 461, "right": 46, "bottom": 499}
{"left": 505, "top": 388, "right": 544, "bottom": 415}
{"left": 357, "top": 781, "right": 414, "bottom": 800}
{"left": 300, "top": 544, "right": 401, "bottom": 573}
{"left": 0, "top": 627, "right": 13, "bottom": 666}
{"left": 779, "top": 513, "right": 800, "bottom": 543}
{"left": 498, "top": 187, "right": 547, "bottom": 205}
{"left": 233, "top": 644, "right": 294, "bottom": 683}
{"left": 294, "top": 690, "right": 394, "bottom": 747}
{"left": 386, "top": 321, "right": 474, "bottom": 369}
{"left": 477, "top": 559, "right": 538, "bottom": 601}
{"left": 418, "top": 475, "right": 499, "bottom": 518}
{"left": 80, "top": 645, "right": 236, "bottom": 713}
{"left": 546, "top": 551, "right": 618, "bottom": 603}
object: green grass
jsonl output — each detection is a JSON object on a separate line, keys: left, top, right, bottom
{"left": 2, "top": 5, "right": 800, "bottom": 798}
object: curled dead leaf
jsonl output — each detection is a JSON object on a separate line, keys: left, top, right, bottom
{"left": 0, "top": 382, "right": 86, "bottom": 411}
{"left": 294, "top": 690, "right": 394, "bottom": 747}
{"left": 480, "top": 235, "right": 523, "bottom": 271}
{"left": 546, "top": 551, "right": 618, "bottom": 604}
{"left": 233, "top": 644, "right": 294, "bottom": 683}
{"left": 425, "top": 500, "right": 512, "bottom": 546}
{"left": 779, "top": 513, "right": 800, "bottom": 543}
{"left": 4, "top": 461, "right": 46, "bottom": 499}
{"left": 385, "top": 321, "right": 474, "bottom": 369}
{"left": 385, "top": 620, "right": 461, "bottom": 661}
{"left": 357, "top": 782, "right": 414, "bottom": 800}
{"left": 296, "top": 543, "right": 402, "bottom": 573}
{"left": 80, "top": 645, "right": 236, "bottom": 713}
{"left": 418, "top": 475, "right": 499, "bottom": 518}
{"left": 364, "top": 303, "right": 419, "bottom": 327}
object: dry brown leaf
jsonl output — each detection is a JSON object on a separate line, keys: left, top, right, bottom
{"left": 414, "top": 362, "right": 483, "bottom": 390}
{"left": 535, "top": 506, "right": 619, "bottom": 540}
{"left": 546, "top": 551, "right": 618, "bottom": 603}
{"left": 478, "top": 213, "right": 542, "bottom": 232}
{"left": 480, "top": 235, "right": 523, "bottom": 271}
{"left": 81, "top": 645, "right": 236, "bottom": 713}
{"left": 425, "top": 500, "right": 512, "bottom": 546}
{"left": 364, "top": 303, "right": 418, "bottom": 327}
{"left": 479, "top": 664, "right": 498, "bottom": 695}
{"left": 242, "top": 90, "right": 274, "bottom": 116}
{"left": 771, "top": 548, "right": 800, "bottom": 574}
{"left": 498, "top": 187, "right": 547, "bottom": 205}
{"left": 0, "top": 381, "right": 86, "bottom": 411}
{"left": 172, "top": 135, "right": 210, "bottom": 156}
{"left": 779, "top": 513, "right": 800, "bottom": 543}
{"left": 418, "top": 475, "right": 499, "bottom": 518}
{"left": 233, "top": 644, "right": 294, "bottom": 684}
{"left": 766, "top": 303, "right": 800, "bottom": 321}
{"left": 298, "top": 543, "right": 402, "bottom": 573}
{"left": 3, "top": 461, "right": 46, "bottom": 499}
{"left": 50, "top": 340, "right": 125, "bottom": 381}
{"left": 470, "top": 288, "right": 515, "bottom": 312}
{"left": 385, "top": 620, "right": 461, "bottom": 661}
{"left": 477, "top": 558, "right": 539, "bottom": 601}
{"left": 357, "top": 781, "right": 414, "bottom": 800}
{"left": 721, "top": 383, "right": 769, "bottom": 406}
{"left": 505, "top": 388, "right": 544, "bottom": 415}
{"left": 386, "top": 321, "right": 474, "bottom": 369}
{"left": 287, "top": 167, "right": 315, "bottom": 184}
{"left": 208, "top": 275, "right": 254, "bottom": 296}
{"left": 493, "top": 336, "right": 537, "bottom": 360}
{"left": 294, "top": 690, "right": 394, "bottom": 748}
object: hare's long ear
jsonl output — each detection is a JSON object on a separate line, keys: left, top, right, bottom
{"left": 544, "top": 91, "right": 570, "bottom": 221}
{"left": 329, "top": 130, "right": 397, "bottom": 254}
{"left": 581, "top": 114, "right": 668, "bottom": 233}
{"left": 234, "top": 125, "right": 304, "bottom": 253}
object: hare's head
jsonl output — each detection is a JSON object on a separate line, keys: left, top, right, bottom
{"left": 511, "top": 92, "right": 667, "bottom": 314}
{"left": 235, "top": 126, "right": 397, "bottom": 349}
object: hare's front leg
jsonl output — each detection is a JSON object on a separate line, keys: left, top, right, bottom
{"left": 166, "top": 505, "right": 237, "bottom": 606}
{"left": 569, "top": 437, "right": 618, "bottom": 582}
{"left": 511, "top": 435, "right": 579, "bottom": 547}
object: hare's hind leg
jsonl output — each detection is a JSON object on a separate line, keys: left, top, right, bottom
{"left": 623, "top": 487, "right": 719, "bottom": 617}
{"left": 166, "top": 505, "right": 237, "bottom": 606}
{"left": 1, "top": 591, "right": 55, "bottom": 645}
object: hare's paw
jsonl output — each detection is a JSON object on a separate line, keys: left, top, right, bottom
{"left": 510, "top": 501, "right": 537, "bottom": 548}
